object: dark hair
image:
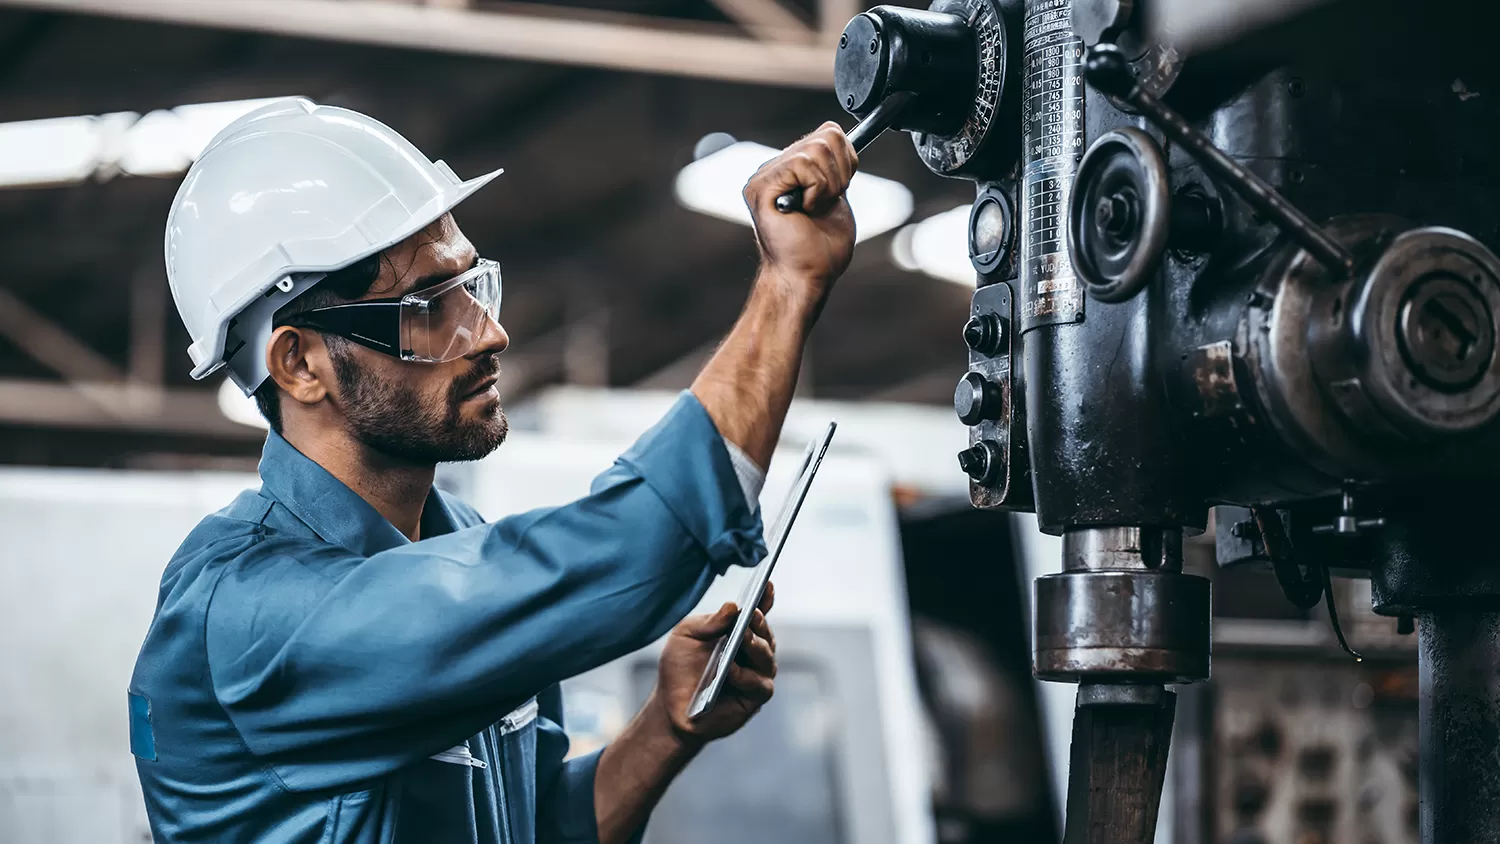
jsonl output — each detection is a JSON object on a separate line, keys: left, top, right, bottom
{"left": 252, "top": 252, "right": 384, "bottom": 432}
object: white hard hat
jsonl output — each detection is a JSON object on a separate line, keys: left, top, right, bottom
{"left": 165, "top": 97, "right": 503, "bottom": 394}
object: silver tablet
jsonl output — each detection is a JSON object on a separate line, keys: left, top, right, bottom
{"left": 687, "top": 420, "right": 837, "bottom": 720}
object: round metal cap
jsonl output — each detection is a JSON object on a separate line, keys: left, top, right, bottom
{"left": 1034, "top": 569, "right": 1211, "bottom": 683}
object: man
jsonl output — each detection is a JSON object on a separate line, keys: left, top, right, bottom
{"left": 128, "top": 98, "right": 859, "bottom": 843}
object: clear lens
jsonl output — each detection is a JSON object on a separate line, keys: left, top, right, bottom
{"left": 400, "top": 260, "right": 502, "bottom": 362}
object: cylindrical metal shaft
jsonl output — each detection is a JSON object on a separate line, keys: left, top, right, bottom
{"left": 1419, "top": 612, "right": 1500, "bottom": 844}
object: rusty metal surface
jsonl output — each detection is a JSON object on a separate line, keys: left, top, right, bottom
{"left": 1034, "top": 568, "right": 1211, "bottom": 682}
{"left": 1193, "top": 341, "right": 1242, "bottom": 419}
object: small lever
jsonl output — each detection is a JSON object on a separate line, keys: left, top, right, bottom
{"left": 1084, "top": 44, "right": 1356, "bottom": 278}
{"left": 775, "top": 90, "right": 916, "bottom": 214}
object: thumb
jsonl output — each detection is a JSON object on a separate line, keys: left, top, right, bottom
{"left": 679, "top": 602, "right": 739, "bottom": 640}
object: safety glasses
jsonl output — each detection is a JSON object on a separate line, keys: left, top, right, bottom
{"left": 288, "top": 259, "right": 502, "bottom": 363}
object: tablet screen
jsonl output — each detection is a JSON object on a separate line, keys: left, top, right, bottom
{"left": 687, "top": 421, "right": 837, "bottom": 719}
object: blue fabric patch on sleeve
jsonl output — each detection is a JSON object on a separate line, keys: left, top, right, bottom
{"left": 128, "top": 692, "right": 157, "bottom": 761}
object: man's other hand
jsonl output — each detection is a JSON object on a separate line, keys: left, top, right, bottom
{"left": 652, "top": 582, "right": 778, "bottom": 744}
{"left": 743, "top": 123, "right": 858, "bottom": 308}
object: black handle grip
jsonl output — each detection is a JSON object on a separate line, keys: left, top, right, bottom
{"left": 774, "top": 91, "right": 915, "bottom": 214}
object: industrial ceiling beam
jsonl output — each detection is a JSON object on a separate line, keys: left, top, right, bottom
{"left": 0, "top": 378, "right": 260, "bottom": 440}
{"left": 706, "top": 0, "right": 815, "bottom": 43}
{"left": 0, "top": 287, "right": 123, "bottom": 384}
{"left": 818, "top": 0, "right": 859, "bottom": 39}
{"left": 0, "top": 0, "right": 834, "bottom": 88}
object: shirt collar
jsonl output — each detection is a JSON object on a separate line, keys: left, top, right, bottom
{"left": 257, "top": 429, "right": 460, "bottom": 557}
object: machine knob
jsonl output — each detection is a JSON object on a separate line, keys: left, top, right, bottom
{"left": 834, "top": 6, "right": 980, "bottom": 137}
{"left": 957, "top": 440, "right": 1003, "bottom": 485}
{"left": 1069, "top": 127, "right": 1222, "bottom": 303}
{"left": 963, "top": 314, "right": 1007, "bottom": 356}
{"left": 954, "top": 371, "right": 1002, "bottom": 426}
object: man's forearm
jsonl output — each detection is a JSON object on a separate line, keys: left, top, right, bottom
{"left": 691, "top": 270, "right": 820, "bottom": 468}
{"left": 593, "top": 691, "right": 700, "bottom": 844}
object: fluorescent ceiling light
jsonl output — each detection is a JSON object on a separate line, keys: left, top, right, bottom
{"left": 0, "top": 97, "right": 293, "bottom": 188}
{"left": 891, "top": 205, "right": 975, "bottom": 286}
{"left": 217, "top": 378, "right": 269, "bottom": 430}
{"left": 0, "top": 113, "right": 134, "bottom": 188}
{"left": 119, "top": 98, "right": 285, "bottom": 177}
{"left": 674, "top": 140, "right": 913, "bottom": 243}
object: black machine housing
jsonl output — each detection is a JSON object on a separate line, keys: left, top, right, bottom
{"left": 829, "top": 0, "right": 1500, "bottom": 841}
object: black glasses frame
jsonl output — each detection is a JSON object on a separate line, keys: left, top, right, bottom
{"left": 283, "top": 259, "right": 499, "bottom": 361}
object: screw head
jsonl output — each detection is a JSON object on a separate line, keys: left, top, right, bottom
{"left": 1095, "top": 193, "right": 1135, "bottom": 238}
{"left": 869, "top": 36, "right": 880, "bottom": 54}
{"left": 957, "top": 441, "right": 1002, "bottom": 484}
{"left": 839, "top": 32, "right": 848, "bottom": 49}
{"left": 963, "top": 314, "right": 1005, "bottom": 355}
{"left": 957, "top": 444, "right": 990, "bottom": 480}
{"left": 845, "top": 93, "right": 855, "bottom": 109}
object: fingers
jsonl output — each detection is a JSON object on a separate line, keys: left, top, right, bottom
{"left": 678, "top": 602, "right": 739, "bottom": 641}
{"left": 757, "top": 581, "right": 775, "bottom": 615}
{"left": 736, "top": 621, "right": 777, "bottom": 676}
{"left": 726, "top": 662, "right": 776, "bottom": 705}
{"left": 743, "top": 123, "right": 856, "bottom": 217}
{"left": 812, "top": 121, "right": 858, "bottom": 188}
{"left": 748, "top": 607, "right": 776, "bottom": 654}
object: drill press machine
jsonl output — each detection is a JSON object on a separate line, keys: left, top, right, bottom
{"left": 821, "top": 0, "right": 1500, "bottom": 841}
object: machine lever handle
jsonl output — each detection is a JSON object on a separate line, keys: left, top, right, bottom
{"left": 1084, "top": 44, "right": 1356, "bottom": 278}
{"left": 775, "top": 91, "right": 916, "bottom": 214}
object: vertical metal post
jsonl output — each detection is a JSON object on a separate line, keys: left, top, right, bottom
{"left": 1419, "top": 612, "right": 1500, "bottom": 844}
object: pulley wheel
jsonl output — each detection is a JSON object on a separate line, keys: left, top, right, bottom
{"left": 1068, "top": 127, "right": 1170, "bottom": 303}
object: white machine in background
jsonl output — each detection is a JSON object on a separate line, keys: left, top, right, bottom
{"left": 0, "top": 468, "right": 252, "bottom": 843}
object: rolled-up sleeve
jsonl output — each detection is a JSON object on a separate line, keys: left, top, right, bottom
{"left": 204, "top": 392, "right": 765, "bottom": 791}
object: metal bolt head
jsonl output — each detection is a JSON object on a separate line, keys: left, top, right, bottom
{"left": 839, "top": 33, "right": 847, "bottom": 49}
{"left": 963, "top": 314, "right": 1005, "bottom": 355}
{"left": 957, "top": 444, "right": 987, "bottom": 478}
{"left": 957, "top": 442, "right": 1001, "bottom": 483}
{"left": 1094, "top": 193, "right": 1135, "bottom": 239}
{"left": 869, "top": 36, "right": 880, "bottom": 54}
{"left": 845, "top": 93, "right": 855, "bottom": 109}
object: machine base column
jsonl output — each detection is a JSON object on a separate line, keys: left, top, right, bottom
{"left": 1420, "top": 612, "right": 1500, "bottom": 844}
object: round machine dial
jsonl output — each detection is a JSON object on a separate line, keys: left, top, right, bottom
{"left": 832, "top": 0, "right": 1019, "bottom": 181}
{"left": 914, "top": 0, "right": 1016, "bottom": 179}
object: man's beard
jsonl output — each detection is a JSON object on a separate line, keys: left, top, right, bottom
{"left": 332, "top": 346, "right": 508, "bottom": 464}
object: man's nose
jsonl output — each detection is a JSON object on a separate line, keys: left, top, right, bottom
{"left": 472, "top": 315, "right": 509, "bottom": 356}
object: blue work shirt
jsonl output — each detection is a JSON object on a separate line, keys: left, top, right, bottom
{"left": 128, "top": 393, "right": 765, "bottom": 843}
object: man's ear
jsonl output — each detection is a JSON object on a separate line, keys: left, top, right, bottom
{"left": 265, "top": 326, "right": 331, "bottom": 408}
